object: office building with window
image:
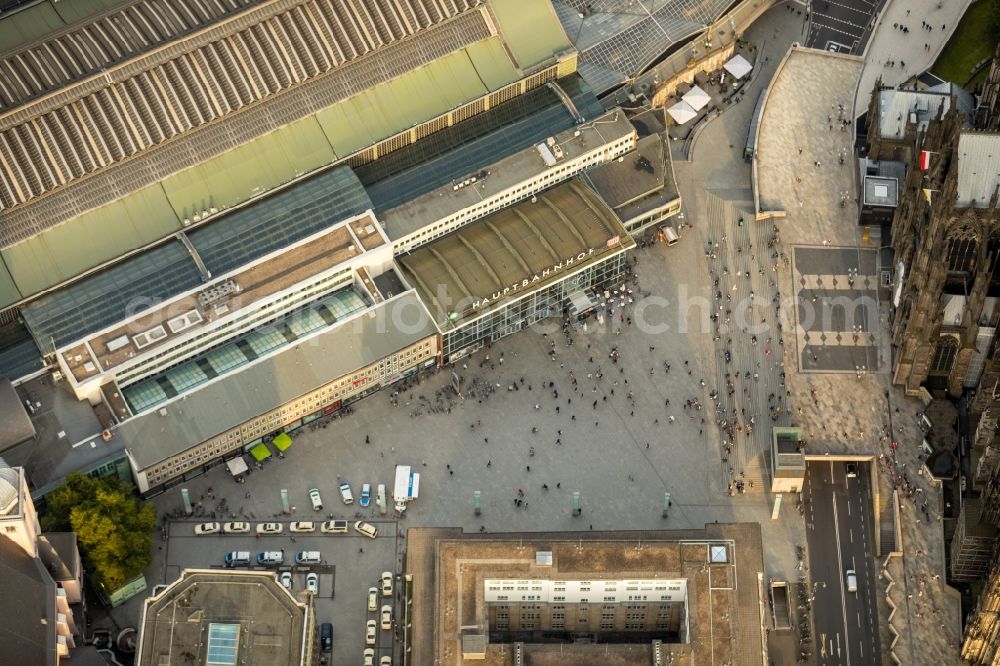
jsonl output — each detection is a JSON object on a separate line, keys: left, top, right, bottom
{"left": 137, "top": 568, "right": 313, "bottom": 666}
{"left": 0, "top": 464, "right": 83, "bottom": 664}
{"left": 405, "top": 523, "right": 764, "bottom": 665}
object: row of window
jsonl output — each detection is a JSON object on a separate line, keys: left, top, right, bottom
{"left": 145, "top": 339, "right": 435, "bottom": 482}
{"left": 116, "top": 268, "right": 353, "bottom": 386}
{"left": 394, "top": 136, "right": 634, "bottom": 255}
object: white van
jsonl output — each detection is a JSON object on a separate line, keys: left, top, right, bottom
{"left": 224, "top": 551, "right": 251, "bottom": 567}
{"left": 295, "top": 550, "right": 321, "bottom": 564}
{"left": 257, "top": 551, "right": 284, "bottom": 565}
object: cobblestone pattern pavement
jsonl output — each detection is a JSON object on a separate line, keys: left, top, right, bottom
{"left": 852, "top": 0, "right": 975, "bottom": 118}
{"left": 751, "top": 43, "right": 962, "bottom": 664}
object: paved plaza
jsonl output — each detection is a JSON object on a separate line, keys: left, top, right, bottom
{"left": 852, "top": 0, "right": 975, "bottom": 117}
{"left": 98, "top": 3, "right": 971, "bottom": 664}
{"left": 791, "top": 245, "right": 882, "bottom": 374}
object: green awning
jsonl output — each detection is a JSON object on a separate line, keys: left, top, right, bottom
{"left": 273, "top": 433, "right": 293, "bottom": 452}
{"left": 249, "top": 443, "right": 272, "bottom": 461}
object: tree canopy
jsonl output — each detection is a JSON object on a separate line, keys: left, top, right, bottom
{"left": 42, "top": 472, "right": 157, "bottom": 590}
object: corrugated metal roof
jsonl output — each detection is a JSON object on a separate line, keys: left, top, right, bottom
{"left": 398, "top": 179, "right": 633, "bottom": 329}
{"left": 488, "top": 0, "right": 572, "bottom": 70}
{"left": 120, "top": 291, "right": 437, "bottom": 469}
{"left": 957, "top": 132, "right": 1000, "bottom": 208}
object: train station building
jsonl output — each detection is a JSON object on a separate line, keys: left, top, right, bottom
{"left": 0, "top": 0, "right": 678, "bottom": 498}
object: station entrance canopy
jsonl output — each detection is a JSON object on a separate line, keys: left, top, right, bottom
{"left": 398, "top": 179, "right": 633, "bottom": 330}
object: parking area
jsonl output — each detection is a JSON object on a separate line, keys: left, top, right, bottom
{"left": 806, "top": 0, "right": 882, "bottom": 54}
{"left": 162, "top": 519, "right": 400, "bottom": 663}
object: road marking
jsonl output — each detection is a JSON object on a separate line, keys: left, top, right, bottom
{"left": 847, "top": 498, "right": 851, "bottom": 515}
{"left": 811, "top": 20, "right": 864, "bottom": 39}
{"left": 849, "top": 528, "right": 853, "bottom": 544}
{"left": 857, "top": 612, "right": 861, "bottom": 627}
{"left": 832, "top": 493, "right": 852, "bottom": 664}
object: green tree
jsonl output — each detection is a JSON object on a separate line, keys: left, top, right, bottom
{"left": 42, "top": 472, "right": 157, "bottom": 590}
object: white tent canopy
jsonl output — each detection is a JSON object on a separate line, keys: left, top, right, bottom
{"left": 682, "top": 85, "right": 711, "bottom": 111}
{"left": 226, "top": 456, "right": 249, "bottom": 477}
{"left": 724, "top": 54, "right": 753, "bottom": 80}
{"left": 667, "top": 100, "right": 697, "bottom": 124}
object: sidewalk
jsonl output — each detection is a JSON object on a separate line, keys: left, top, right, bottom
{"left": 853, "top": 0, "right": 974, "bottom": 117}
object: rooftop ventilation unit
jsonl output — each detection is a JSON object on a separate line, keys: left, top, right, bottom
{"left": 198, "top": 279, "right": 241, "bottom": 307}
{"left": 133, "top": 325, "right": 167, "bottom": 350}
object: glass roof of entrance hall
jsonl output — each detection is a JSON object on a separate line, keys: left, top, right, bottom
{"left": 359, "top": 74, "right": 604, "bottom": 215}
{"left": 20, "top": 167, "right": 371, "bottom": 354}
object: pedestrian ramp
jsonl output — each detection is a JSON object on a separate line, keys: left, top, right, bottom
{"left": 878, "top": 487, "right": 897, "bottom": 556}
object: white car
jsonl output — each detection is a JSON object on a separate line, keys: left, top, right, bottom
{"left": 279, "top": 571, "right": 292, "bottom": 590}
{"left": 321, "top": 519, "right": 348, "bottom": 534}
{"left": 306, "top": 572, "right": 319, "bottom": 595}
{"left": 339, "top": 482, "right": 354, "bottom": 505}
{"left": 363, "top": 648, "right": 375, "bottom": 666}
{"left": 380, "top": 657, "right": 391, "bottom": 666}
{"left": 365, "top": 620, "right": 377, "bottom": 646}
{"left": 256, "top": 522, "right": 282, "bottom": 535}
{"left": 289, "top": 521, "right": 315, "bottom": 533}
{"left": 194, "top": 522, "right": 220, "bottom": 535}
{"left": 223, "top": 521, "right": 250, "bottom": 534}
{"left": 368, "top": 587, "right": 378, "bottom": 612}
{"left": 355, "top": 521, "right": 377, "bottom": 539}
{"left": 380, "top": 605, "right": 392, "bottom": 630}
{"left": 846, "top": 569, "right": 858, "bottom": 593}
{"left": 309, "top": 488, "right": 323, "bottom": 511}
{"left": 380, "top": 571, "right": 393, "bottom": 598}
{"left": 360, "top": 483, "right": 371, "bottom": 508}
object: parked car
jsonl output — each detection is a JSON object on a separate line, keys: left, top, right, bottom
{"left": 289, "top": 521, "right": 315, "bottom": 533}
{"left": 223, "top": 521, "right": 250, "bottom": 534}
{"left": 309, "top": 488, "right": 323, "bottom": 511}
{"left": 363, "top": 648, "right": 375, "bottom": 666}
{"left": 354, "top": 521, "right": 377, "bottom": 539}
{"left": 194, "top": 522, "right": 220, "bottom": 535}
{"left": 223, "top": 551, "right": 251, "bottom": 567}
{"left": 380, "top": 657, "right": 391, "bottom": 666}
{"left": 279, "top": 571, "right": 292, "bottom": 590}
{"left": 380, "top": 571, "right": 393, "bottom": 597}
{"left": 365, "top": 620, "right": 377, "bottom": 646}
{"left": 380, "top": 605, "right": 392, "bottom": 630}
{"left": 376, "top": 484, "right": 386, "bottom": 514}
{"left": 339, "top": 482, "right": 354, "bottom": 505}
{"left": 321, "top": 519, "right": 348, "bottom": 534}
{"left": 319, "top": 622, "right": 332, "bottom": 652}
{"left": 360, "top": 483, "right": 371, "bottom": 507}
{"left": 257, "top": 551, "right": 283, "bottom": 565}
{"left": 368, "top": 587, "right": 378, "bottom": 612}
{"left": 256, "top": 522, "right": 282, "bottom": 535}
{"left": 306, "top": 572, "right": 319, "bottom": 594}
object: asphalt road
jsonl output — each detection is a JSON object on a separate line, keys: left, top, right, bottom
{"left": 806, "top": 0, "right": 882, "bottom": 54}
{"left": 804, "top": 460, "right": 881, "bottom": 665}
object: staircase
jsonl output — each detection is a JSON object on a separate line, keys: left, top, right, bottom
{"left": 878, "top": 488, "right": 897, "bottom": 556}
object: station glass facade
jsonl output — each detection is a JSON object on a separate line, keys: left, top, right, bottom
{"left": 443, "top": 251, "right": 629, "bottom": 359}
